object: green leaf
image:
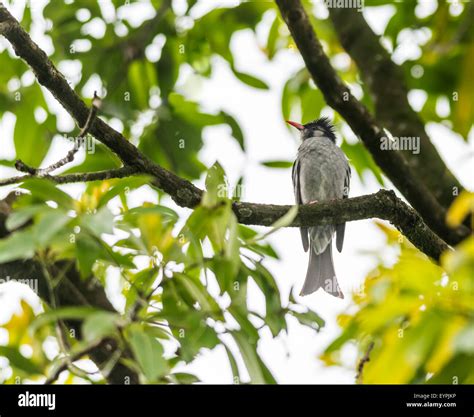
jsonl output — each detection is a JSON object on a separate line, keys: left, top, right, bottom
{"left": 174, "top": 273, "right": 220, "bottom": 314}
{"left": 232, "top": 176, "right": 244, "bottom": 201}
{"left": 170, "top": 372, "right": 200, "bottom": 384}
{"left": 127, "top": 60, "right": 157, "bottom": 110}
{"left": 33, "top": 209, "right": 71, "bottom": 247}
{"left": 225, "top": 213, "right": 240, "bottom": 279}
{"left": 65, "top": 144, "right": 121, "bottom": 174}
{"left": 138, "top": 102, "right": 208, "bottom": 180}
{"left": 249, "top": 205, "right": 298, "bottom": 243}
{"left": 452, "top": 44, "right": 474, "bottom": 138}
{"left": 228, "top": 305, "right": 259, "bottom": 344}
{"left": 182, "top": 206, "right": 208, "bottom": 241}
{"left": 126, "top": 325, "right": 167, "bottom": 381}
{"left": 156, "top": 38, "right": 181, "bottom": 99}
{"left": 221, "top": 112, "right": 245, "bottom": 151}
{"left": 289, "top": 310, "right": 325, "bottom": 331}
{"left": 80, "top": 207, "right": 114, "bottom": 237}
{"left": 145, "top": 325, "right": 171, "bottom": 341}
{"left": 0, "top": 346, "right": 43, "bottom": 375}
{"left": 76, "top": 234, "right": 103, "bottom": 277}
{"left": 76, "top": 234, "right": 136, "bottom": 277}
{"left": 323, "top": 321, "right": 358, "bottom": 355}
{"left": 30, "top": 306, "right": 100, "bottom": 333}
{"left": 245, "top": 241, "right": 279, "bottom": 259}
{"left": 454, "top": 324, "right": 474, "bottom": 354}
{"left": 266, "top": 14, "right": 281, "bottom": 59}
{"left": 282, "top": 77, "right": 295, "bottom": 121}
{"left": 301, "top": 84, "right": 324, "bottom": 124}
{"left": 97, "top": 176, "right": 152, "bottom": 209}
{"left": 122, "top": 205, "right": 179, "bottom": 223}
{"left": 232, "top": 331, "right": 276, "bottom": 384}
{"left": 0, "top": 159, "right": 16, "bottom": 168}
{"left": 20, "top": 179, "right": 74, "bottom": 209}
{"left": 0, "top": 229, "right": 36, "bottom": 263}
{"left": 14, "top": 97, "right": 52, "bottom": 167}
{"left": 5, "top": 205, "right": 50, "bottom": 231}
{"left": 82, "top": 312, "right": 119, "bottom": 343}
{"left": 446, "top": 191, "right": 474, "bottom": 228}
{"left": 261, "top": 160, "right": 293, "bottom": 169}
{"left": 341, "top": 140, "right": 384, "bottom": 185}
{"left": 428, "top": 354, "right": 474, "bottom": 384}
{"left": 267, "top": 205, "right": 298, "bottom": 230}
{"left": 282, "top": 68, "right": 323, "bottom": 123}
{"left": 209, "top": 256, "right": 238, "bottom": 293}
{"left": 224, "top": 344, "right": 241, "bottom": 383}
{"left": 232, "top": 69, "right": 269, "bottom": 90}
{"left": 246, "top": 262, "right": 286, "bottom": 336}
{"left": 203, "top": 161, "right": 227, "bottom": 207}
{"left": 238, "top": 224, "right": 258, "bottom": 240}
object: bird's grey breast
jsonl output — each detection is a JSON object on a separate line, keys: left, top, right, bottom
{"left": 297, "top": 136, "right": 348, "bottom": 204}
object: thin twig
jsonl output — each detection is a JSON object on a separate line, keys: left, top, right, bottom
{"left": 14, "top": 160, "right": 37, "bottom": 175}
{"left": 38, "top": 259, "right": 93, "bottom": 384}
{"left": 100, "top": 348, "right": 125, "bottom": 381}
{"left": 14, "top": 93, "right": 101, "bottom": 176}
{"left": 44, "top": 339, "right": 103, "bottom": 385}
{"left": 0, "top": 166, "right": 140, "bottom": 187}
{"left": 356, "top": 341, "right": 375, "bottom": 383}
{"left": 39, "top": 92, "right": 101, "bottom": 176}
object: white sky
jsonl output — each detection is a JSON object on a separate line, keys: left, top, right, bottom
{"left": 0, "top": 0, "right": 473, "bottom": 384}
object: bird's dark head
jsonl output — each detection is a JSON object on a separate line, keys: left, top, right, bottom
{"left": 287, "top": 117, "right": 336, "bottom": 142}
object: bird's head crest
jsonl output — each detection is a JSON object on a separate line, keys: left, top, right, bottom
{"left": 302, "top": 117, "right": 336, "bottom": 142}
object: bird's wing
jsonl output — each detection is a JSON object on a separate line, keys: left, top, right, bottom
{"left": 292, "top": 158, "right": 309, "bottom": 252}
{"left": 336, "top": 163, "right": 351, "bottom": 252}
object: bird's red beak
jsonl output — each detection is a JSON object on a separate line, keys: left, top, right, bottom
{"left": 286, "top": 120, "right": 304, "bottom": 131}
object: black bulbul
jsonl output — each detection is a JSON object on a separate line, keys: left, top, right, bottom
{"left": 288, "top": 117, "right": 351, "bottom": 298}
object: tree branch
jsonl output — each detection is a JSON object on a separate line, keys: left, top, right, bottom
{"left": 235, "top": 190, "right": 449, "bottom": 261}
{"left": 43, "top": 336, "right": 103, "bottom": 385}
{"left": 274, "top": 0, "right": 469, "bottom": 246}
{"left": 34, "top": 92, "right": 100, "bottom": 176}
{"left": 0, "top": 166, "right": 140, "bottom": 187}
{"left": 356, "top": 341, "right": 374, "bottom": 384}
{"left": 328, "top": 7, "right": 462, "bottom": 209}
{"left": 14, "top": 93, "right": 98, "bottom": 176}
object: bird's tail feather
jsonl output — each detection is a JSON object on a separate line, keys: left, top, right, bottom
{"left": 300, "top": 243, "right": 343, "bottom": 298}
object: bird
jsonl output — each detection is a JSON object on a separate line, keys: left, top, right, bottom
{"left": 287, "top": 117, "right": 351, "bottom": 298}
